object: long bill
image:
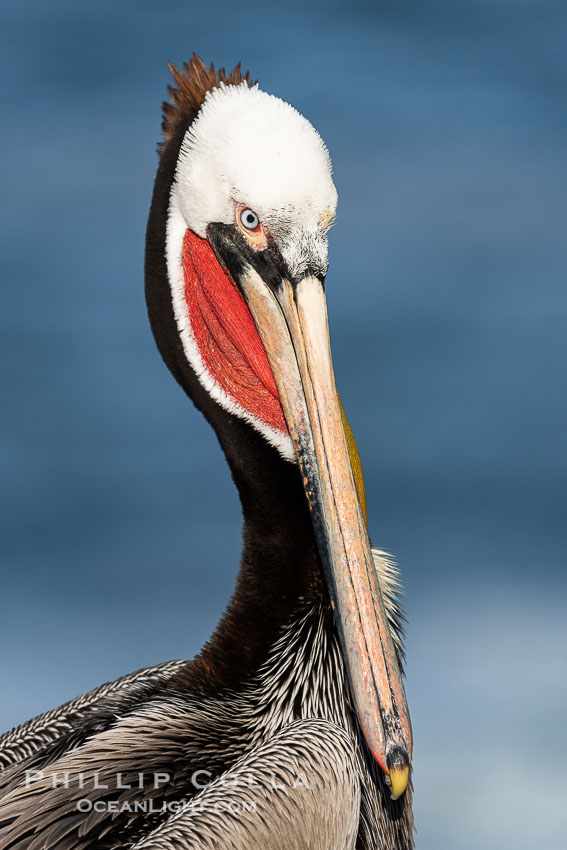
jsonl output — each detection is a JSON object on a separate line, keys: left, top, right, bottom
{"left": 208, "top": 228, "right": 412, "bottom": 797}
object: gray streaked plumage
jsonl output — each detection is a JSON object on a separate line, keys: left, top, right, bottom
{"left": 0, "top": 661, "right": 187, "bottom": 771}
{"left": 0, "top": 553, "right": 411, "bottom": 849}
{"left": 131, "top": 719, "right": 360, "bottom": 850}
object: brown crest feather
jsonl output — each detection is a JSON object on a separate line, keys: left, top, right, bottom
{"left": 159, "top": 53, "right": 254, "bottom": 155}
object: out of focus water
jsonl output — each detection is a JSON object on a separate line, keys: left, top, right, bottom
{"left": 1, "top": 1, "right": 566, "bottom": 848}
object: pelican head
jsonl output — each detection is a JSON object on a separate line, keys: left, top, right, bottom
{"left": 151, "top": 70, "right": 412, "bottom": 793}
{"left": 173, "top": 83, "right": 337, "bottom": 283}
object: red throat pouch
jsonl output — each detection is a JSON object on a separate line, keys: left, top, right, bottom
{"left": 181, "top": 229, "right": 288, "bottom": 435}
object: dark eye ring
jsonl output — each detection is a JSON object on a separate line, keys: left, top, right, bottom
{"left": 239, "top": 208, "right": 260, "bottom": 231}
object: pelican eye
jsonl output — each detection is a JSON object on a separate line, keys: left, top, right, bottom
{"left": 239, "top": 208, "right": 260, "bottom": 232}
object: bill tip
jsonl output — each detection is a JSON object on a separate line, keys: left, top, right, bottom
{"left": 388, "top": 764, "right": 410, "bottom": 799}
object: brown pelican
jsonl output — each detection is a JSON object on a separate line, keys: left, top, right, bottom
{"left": 0, "top": 55, "right": 414, "bottom": 849}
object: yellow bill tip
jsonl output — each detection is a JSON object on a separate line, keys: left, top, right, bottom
{"left": 388, "top": 765, "right": 410, "bottom": 800}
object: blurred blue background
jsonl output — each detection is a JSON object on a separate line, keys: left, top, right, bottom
{"left": 1, "top": 1, "right": 566, "bottom": 847}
